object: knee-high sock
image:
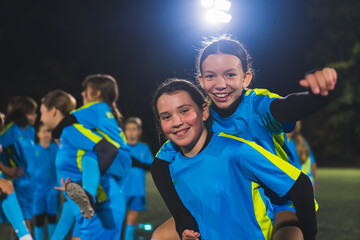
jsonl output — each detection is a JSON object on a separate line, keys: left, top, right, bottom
{"left": 50, "top": 201, "right": 75, "bottom": 240}
{"left": 47, "top": 223, "right": 56, "bottom": 239}
{"left": 82, "top": 154, "right": 100, "bottom": 198}
{"left": 1, "top": 192, "right": 30, "bottom": 238}
{"left": 34, "top": 225, "right": 44, "bottom": 240}
{"left": 124, "top": 224, "right": 136, "bottom": 240}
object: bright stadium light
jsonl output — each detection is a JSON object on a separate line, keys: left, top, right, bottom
{"left": 205, "top": 8, "right": 232, "bottom": 24}
{"left": 214, "top": 0, "right": 231, "bottom": 11}
{"left": 201, "top": 0, "right": 232, "bottom": 24}
{"left": 201, "top": 0, "right": 214, "bottom": 8}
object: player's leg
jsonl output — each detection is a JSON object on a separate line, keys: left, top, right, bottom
{"left": 151, "top": 217, "right": 180, "bottom": 240}
{"left": 50, "top": 200, "right": 75, "bottom": 240}
{"left": 46, "top": 191, "right": 60, "bottom": 239}
{"left": 0, "top": 178, "right": 33, "bottom": 240}
{"left": 124, "top": 209, "right": 139, "bottom": 240}
{"left": 272, "top": 210, "right": 303, "bottom": 240}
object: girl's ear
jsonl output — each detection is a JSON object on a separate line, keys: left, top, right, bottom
{"left": 202, "top": 103, "right": 210, "bottom": 122}
{"left": 50, "top": 106, "right": 57, "bottom": 116}
{"left": 198, "top": 75, "right": 205, "bottom": 89}
{"left": 243, "top": 72, "right": 253, "bottom": 88}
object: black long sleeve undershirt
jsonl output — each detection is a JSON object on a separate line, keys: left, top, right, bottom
{"left": 270, "top": 83, "right": 341, "bottom": 124}
{"left": 289, "top": 173, "right": 317, "bottom": 240}
{"left": 151, "top": 158, "right": 195, "bottom": 238}
{"left": 131, "top": 156, "right": 151, "bottom": 171}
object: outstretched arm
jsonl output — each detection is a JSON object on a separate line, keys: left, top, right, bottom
{"left": 270, "top": 67, "right": 340, "bottom": 123}
{"left": 151, "top": 158, "right": 198, "bottom": 238}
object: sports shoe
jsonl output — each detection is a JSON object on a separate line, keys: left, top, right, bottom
{"left": 65, "top": 182, "right": 95, "bottom": 219}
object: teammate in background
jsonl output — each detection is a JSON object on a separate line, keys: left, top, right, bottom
{"left": 41, "top": 89, "right": 126, "bottom": 239}
{"left": 122, "top": 117, "right": 153, "bottom": 240}
{"left": 151, "top": 36, "right": 338, "bottom": 240}
{"left": 0, "top": 112, "right": 33, "bottom": 240}
{"left": 0, "top": 96, "right": 37, "bottom": 239}
{"left": 151, "top": 79, "right": 316, "bottom": 240}
{"left": 61, "top": 74, "right": 131, "bottom": 219}
{"left": 33, "top": 122, "right": 59, "bottom": 240}
{"left": 287, "top": 122, "right": 316, "bottom": 191}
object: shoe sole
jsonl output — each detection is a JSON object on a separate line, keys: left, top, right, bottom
{"left": 66, "top": 182, "right": 94, "bottom": 219}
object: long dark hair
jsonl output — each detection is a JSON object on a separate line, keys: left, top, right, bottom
{"left": 83, "top": 74, "right": 125, "bottom": 129}
{"left": 152, "top": 78, "right": 211, "bottom": 142}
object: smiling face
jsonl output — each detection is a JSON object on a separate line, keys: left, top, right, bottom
{"left": 157, "top": 90, "right": 209, "bottom": 156}
{"left": 37, "top": 124, "right": 52, "bottom": 144}
{"left": 198, "top": 54, "right": 252, "bottom": 109}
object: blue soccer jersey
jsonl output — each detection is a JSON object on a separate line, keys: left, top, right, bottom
{"left": 71, "top": 102, "right": 131, "bottom": 177}
{"left": 0, "top": 123, "right": 35, "bottom": 194}
{"left": 121, "top": 142, "right": 153, "bottom": 198}
{"left": 33, "top": 142, "right": 59, "bottom": 215}
{"left": 169, "top": 132, "right": 301, "bottom": 240}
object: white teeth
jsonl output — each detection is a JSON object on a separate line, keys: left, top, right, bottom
{"left": 215, "top": 93, "right": 229, "bottom": 98}
{"left": 176, "top": 130, "right": 186, "bottom": 135}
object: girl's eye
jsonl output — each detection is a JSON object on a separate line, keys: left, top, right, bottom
{"left": 204, "top": 74, "right": 215, "bottom": 79}
{"left": 180, "top": 109, "right": 189, "bottom": 114}
{"left": 161, "top": 115, "right": 171, "bottom": 121}
{"left": 227, "top": 73, "right": 236, "bottom": 78}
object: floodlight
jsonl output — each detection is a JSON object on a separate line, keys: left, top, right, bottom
{"left": 205, "top": 8, "right": 232, "bottom": 24}
{"left": 201, "top": 0, "right": 214, "bottom": 8}
{"left": 214, "top": 0, "right": 231, "bottom": 11}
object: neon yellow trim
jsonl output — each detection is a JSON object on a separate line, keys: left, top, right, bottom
{"left": 252, "top": 182, "right": 273, "bottom": 240}
{"left": 0, "top": 122, "right": 14, "bottom": 136}
{"left": 76, "top": 149, "right": 86, "bottom": 171}
{"left": 301, "top": 156, "right": 311, "bottom": 175}
{"left": 96, "top": 129, "right": 120, "bottom": 148}
{"left": 96, "top": 185, "right": 108, "bottom": 203}
{"left": 155, "top": 140, "right": 170, "bottom": 157}
{"left": 273, "top": 133, "right": 289, "bottom": 163}
{"left": 106, "top": 112, "right": 114, "bottom": 119}
{"left": 70, "top": 101, "right": 100, "bottom": 114}
{"left": 73, "top": 124, "right": 102, "bottom": 144}
{"left": 120, "top": 131, "right": 127, "bottom": 143}
{"left": 218, "top": 132, "right": 301, "bottom": 181}
{"left": 246, "top": 88, "right": 283, "bottom": 98}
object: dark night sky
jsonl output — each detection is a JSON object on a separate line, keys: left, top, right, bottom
{"left": 0, "top": 0, "right": 318, "bottom": 152}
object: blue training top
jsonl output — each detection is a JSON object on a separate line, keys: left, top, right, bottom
{"left": 33, "top": 142, "right": 58, "bottom": 195}
{"left": 0, "top": 122, "right": 35, "bottom": 194}
{"left": 121, "top": 142, "right": 153, "bottom": 197}
{"left": 169, "top": 132, "right": 301, "bottom": 240}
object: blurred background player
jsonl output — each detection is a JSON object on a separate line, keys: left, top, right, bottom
{"left": 122, "top": 117, "right": 153, "bottom": 240}
{"left": 0, "top": 96, "right": 37, "bottom": 239}
{"left": 33, "top": 122, "right": 59, "bottom": 239}
{"left": 287, "top": 122, "right": 317, "bottom": 191}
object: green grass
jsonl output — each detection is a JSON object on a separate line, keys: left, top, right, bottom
{"left": 1, "top": 168, "right": 359, "bottom": 239}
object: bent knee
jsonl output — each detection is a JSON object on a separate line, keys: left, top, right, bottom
{"left": 0, "top": 179, "right": 14, "bottom": 194}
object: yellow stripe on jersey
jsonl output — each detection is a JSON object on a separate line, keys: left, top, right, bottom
{"left": 218, "top": 132, "right": 301, "bottom": 181}
{"left": 76, "top": 149, "right": 108, "bottom": 203}
{"left": 155, "top": 140, "right": 170, "bottom": 157}
{"left": 120, "top": 131, "right": 127, "bottom": 143}
{"left": 70, "top": 101, "right": 100, "bottom": 114}
{"left": 0, "top": 122, "right": 14, "bottom": 136}
{"left": 273, "top": 133, "right": 290, "bottom": 163}
{"left": 245, "top": 88, "right": 282, "bottom": 99}
{"left": 252, "top": 182, "right": 273, "bottom": 240}
{"left": 73, "top": 124, "right": 102, "bottom": 144}
{"left": 96, "top": 129, "right": 120, "bottom": 148}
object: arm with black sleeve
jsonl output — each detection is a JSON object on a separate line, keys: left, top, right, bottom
{"left": 131, "top": 156, "right": 151, "bottom": 171}
{"left": 151, "top": 157, "right": 196, "bottom": 238}
{"left": 289, "top": 172, "right": 317, "bottom": 240}
{"left": 270, "top": 81, "right": 341, "bottom": 124}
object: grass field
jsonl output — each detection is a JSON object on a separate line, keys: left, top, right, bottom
{"left": 1, "top": 168, "right": 359, "bottom": 239}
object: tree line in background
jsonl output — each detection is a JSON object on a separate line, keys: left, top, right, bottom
{"left": 302, "top": 0, "right": 360, "bottom": 166}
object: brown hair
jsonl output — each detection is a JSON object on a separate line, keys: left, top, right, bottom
{"left": 6, "top": 96, "right": 38, "bottom": 127}
{"left": 196, "top": 35, "right": 253, "bottom": 78}
{"left": 41, "top": 90, "right": 77, "bottom": 116}
{"left": 125, "top": 117, "right": 143, "bottom": 130}
{"left": 83, "top": 74, "right": 124, "bottom": 129}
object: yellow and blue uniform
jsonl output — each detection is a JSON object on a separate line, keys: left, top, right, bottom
{"left": 33, "top": 142, "right": 59, "bottom": 215}
{"left": 56, "top": 123, "right": 126, "bottom": 239}
{"left": 121, "top": 142, "right": 153, "bottom": 211}
{"left": 0, "top": 122, "right": 35, "bottom": 220}
{"left": 71, "top": 102, "right": 131, "bottom": 179}
{"left": 156, "top": 89, "right": 296, "bottom": 214}
{"left": 169, "top": 132, "right": 301, "bottom": 240}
